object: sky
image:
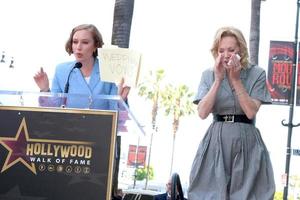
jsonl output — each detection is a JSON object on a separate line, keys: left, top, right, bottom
{"left": 1, "top": 0, "right": 300, "bottom": 196}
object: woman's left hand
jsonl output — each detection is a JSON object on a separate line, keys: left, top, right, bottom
{"left": 226, "top": 54, "right": 242, "bottom": 82}
{"left": 118, "top": 78, "right": 131, "bottom": 100}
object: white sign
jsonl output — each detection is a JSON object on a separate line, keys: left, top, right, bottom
{"left": 98, "top": 48, "right": 141, "bottom": 87}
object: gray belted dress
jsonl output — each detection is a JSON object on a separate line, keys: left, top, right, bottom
{"left": 188, "top": 65, "right": 275, "bottom": 200}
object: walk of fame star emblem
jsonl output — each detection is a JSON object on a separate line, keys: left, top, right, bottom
{"left": 0, "top": 118, "right": 36, "bottom": 174}
{"left": 0, "top": 117, "right": 94, "bottom": 175}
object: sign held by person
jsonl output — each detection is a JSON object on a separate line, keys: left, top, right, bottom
{"left": 98, "top": 47, "right": 142, "bottom": 87}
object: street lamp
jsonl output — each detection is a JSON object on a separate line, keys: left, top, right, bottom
{"left": 0, "top": 51, "right": 5, "bottom": 63}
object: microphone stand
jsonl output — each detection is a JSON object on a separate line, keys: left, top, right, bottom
{"left": 61, "top": 62, "right": 82, "bottom": 108}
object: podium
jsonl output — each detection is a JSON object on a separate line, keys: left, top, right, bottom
{"left": 0, "top": 90, "right": 144, "bottom": 200}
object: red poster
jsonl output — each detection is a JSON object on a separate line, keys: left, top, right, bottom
{"left": 267, "top": 41, "right": 300, "bottom": 105}
{"left": 127, "top": 145, "right": 147, "bottom": 168}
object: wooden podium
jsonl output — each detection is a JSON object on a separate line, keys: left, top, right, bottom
{"left": 0, "top": 91, "right": 143, "bottom": 200}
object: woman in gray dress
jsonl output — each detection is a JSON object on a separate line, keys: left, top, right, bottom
{"left": 188, "top": 26, "right": 275, "bottom": 200}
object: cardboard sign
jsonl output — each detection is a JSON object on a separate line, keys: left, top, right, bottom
{"left": 98, "top": 48, "right": 142, "bottom": 87}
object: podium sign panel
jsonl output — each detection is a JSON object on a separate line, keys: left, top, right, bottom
{"left": 0, "top": 106, "right": 117, "bottom": 200}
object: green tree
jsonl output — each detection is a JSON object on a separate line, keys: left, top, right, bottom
{"left": 161, "top": 84, "right": 195, "bottom": 174}
{"left": 138, "top": 69, "right": 165, "bottom": 189}
{"left": 135, "top": 166, "right": 154, "bottom": 181}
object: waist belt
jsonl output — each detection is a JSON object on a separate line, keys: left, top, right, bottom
{"left": 213, "top": 114, "right": 253, "bottom": 124}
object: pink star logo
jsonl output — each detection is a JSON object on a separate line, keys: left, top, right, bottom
{"left": 0, "top": 118, "right": 36, "bottom": 174}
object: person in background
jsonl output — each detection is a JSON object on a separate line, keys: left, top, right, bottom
{"left": 154, "top": 177, "right": 187, "bottom": 200}
{"left": 188, "top": 26, "right": 275, "bottom": 200}
{"left": 33, "top": 24, "right": 130, "bottom": 101}
{"left": 112, "top": 189, "right": 124, "bottom": 200}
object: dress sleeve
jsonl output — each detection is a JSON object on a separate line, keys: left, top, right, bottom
{"left": 193, "top": 69, "right": 213, "bottom": 105}
{"left": 249, "top": 67, "right": 272, "bottom": 104}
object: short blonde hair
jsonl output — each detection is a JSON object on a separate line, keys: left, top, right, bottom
{"left": 210, "top": 26, "right": 249, "bottom": 68}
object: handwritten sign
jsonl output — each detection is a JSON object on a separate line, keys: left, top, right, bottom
{"left": 98, "top": 48, "right": 141, "bottom": 87}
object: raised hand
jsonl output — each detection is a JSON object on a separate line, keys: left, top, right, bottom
{"left": 118, "top": 77, "right": 130, "bottom": 100}
{"left": 33, "top": 67, "right": 50, "bottom": 92}
{"left": 226, "top": 54, "right": 242, "bottom": 83}
{"left": 214, "top": 53, "right": 226, "bottom": 82}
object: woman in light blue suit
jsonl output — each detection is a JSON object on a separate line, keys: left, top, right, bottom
{"left": 33, "top": 24, "right": 130, "bottom": 200}
{"left": 34, "top": 24, "right": 130, "bottom": 105}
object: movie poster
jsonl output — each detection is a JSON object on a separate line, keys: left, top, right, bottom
{"left": 267, "top": 41, "right": 300, "bottom": 105}
{"left": 127, "top": 145, "right": 147, "bottom": 168}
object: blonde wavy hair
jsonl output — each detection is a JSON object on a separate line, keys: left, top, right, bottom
{"left": 210, "top": 26, "right": 249, "bottom": 68}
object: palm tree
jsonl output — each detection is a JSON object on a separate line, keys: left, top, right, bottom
{"left": 249, "top": 0, "right": 264, "bottom": 65}
{"left": 138, "top": 69, "right": 165, "bottom": 189}
{"left": 111, "top": 0, "right": 135, "bottom": 196}
{"left": 161, "top": 84, "right": 195, "bottom": 175}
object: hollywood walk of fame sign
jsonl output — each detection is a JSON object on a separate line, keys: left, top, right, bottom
{"left": 0, "top": 106, "right": 117, "bottom": 200}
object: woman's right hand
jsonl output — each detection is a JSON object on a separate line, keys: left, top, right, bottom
{"left": 214, "top": 53, "right": 225, "bottom": 82}
{"left": 33, "top": 67, "right": 50, "bottom": 92}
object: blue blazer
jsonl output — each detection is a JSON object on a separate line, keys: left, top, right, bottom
{"left": 50, "top": 58, "right": 118, "bottom": 109}
{"left": 51, "top": 58, "right": 118, "bottom": 96}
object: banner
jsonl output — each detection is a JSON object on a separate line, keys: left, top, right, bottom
{"left": 267, "top": 41, "right": 300, "bottom": 105}
{"left": 0, "top": 106, "right": 117, "bottom": 200}
{"left": 127, "top": 145, "right": 147, "bottom": 168}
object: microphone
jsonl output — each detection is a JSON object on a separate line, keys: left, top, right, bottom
{"left": 64, "top": 62, "right": 82, "bottom": 93}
